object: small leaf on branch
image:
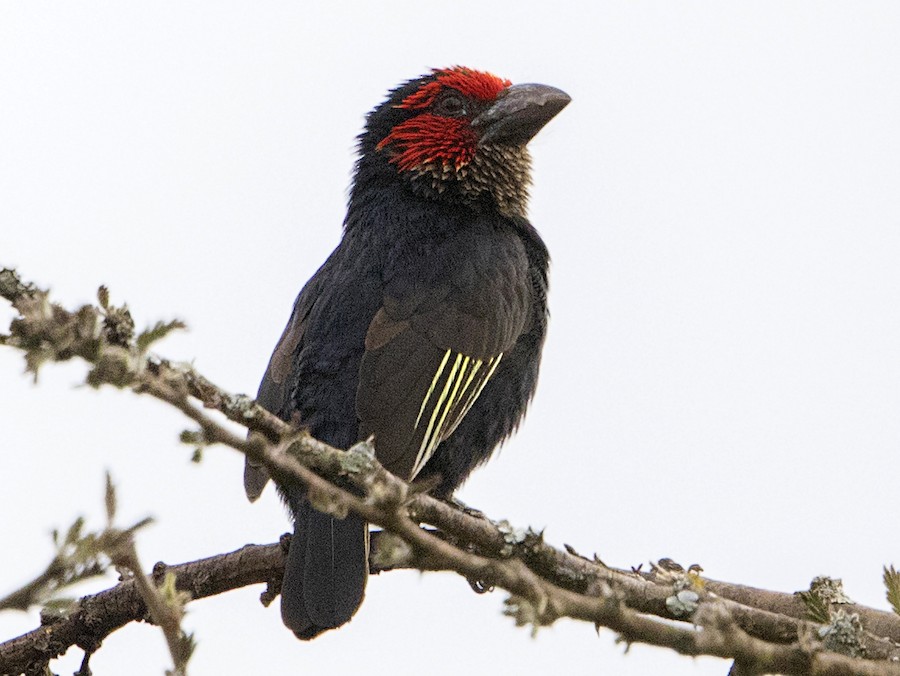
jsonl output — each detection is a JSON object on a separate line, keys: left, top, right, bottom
{"left": 64, "top": 516, "right": 87, "bottom": 548}
{"left": 180, "top": 429, "right": 208, "bottom": 463}
{"left": 884, "top": 564, "right": 900, "bottom": 616}
{"left": 97, "top": 285, "right": 110, "bottom": 310}
{"left": 105, "top": 471, "right": 117, "bottom": 525}
{"left": 136, "top": 319, "right": 187, "bottom": 354}
{"left": 796, "top": 576, "right": 851, "bottom": 624}
{"left": 159, "top": 571, "right": 192, "bottom": 620}
{"left": 797, "top": 589, "right": 831, "bottom": 624}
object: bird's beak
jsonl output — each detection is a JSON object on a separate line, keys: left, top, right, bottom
{"left": 473, "top": 83, "right": 571, "bottom": 147}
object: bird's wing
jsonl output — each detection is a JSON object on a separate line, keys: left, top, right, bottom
{"left": 244, "top": 284, "right": 320, "bottom": 501}
{"left": 357, "top": 234, "right": 531, "bottom": 481}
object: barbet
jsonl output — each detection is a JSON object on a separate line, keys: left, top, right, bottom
{"left": 245, "top": 66, "right": 569, "bottom": 639}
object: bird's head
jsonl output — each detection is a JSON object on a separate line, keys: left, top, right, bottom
{"left": 355, "top": 66, "right": 570, "bottom": 216}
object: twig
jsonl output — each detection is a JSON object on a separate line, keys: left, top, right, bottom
{"left": 107, "top": 539, "right": 193, "bottom": 676}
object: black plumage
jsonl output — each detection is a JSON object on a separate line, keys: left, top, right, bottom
{"left": 246, "top": 66, "right": 569, "bottom": 639}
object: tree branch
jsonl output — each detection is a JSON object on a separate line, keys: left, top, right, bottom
{"left": 4, "top": 266, "right": 900, "bottom": 676}
{"left": 0, "top": 544, "right": 280, "bottom": 675}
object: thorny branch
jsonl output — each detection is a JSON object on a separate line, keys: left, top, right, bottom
{"left": 2, "top": 266, "right": 900, "bottom": 676}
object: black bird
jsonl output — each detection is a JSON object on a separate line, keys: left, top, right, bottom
{"left": 245, "top": 66, "right": 569, "bottom": 639}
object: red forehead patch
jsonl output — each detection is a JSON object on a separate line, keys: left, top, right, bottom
{"left": 398, "top": 66, "right": 511, "bottom": 110}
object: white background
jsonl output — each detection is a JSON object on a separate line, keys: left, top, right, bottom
{"left": 2, "top": 3, "right": 899, "bottom": 675}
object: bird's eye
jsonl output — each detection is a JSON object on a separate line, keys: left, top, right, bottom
{"left": 433, "top": 92, "right": 467, "bottom": 117}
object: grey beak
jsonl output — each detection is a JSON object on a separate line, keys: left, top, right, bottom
{"left": 473, "top": 83, "right": 571, "bottom": 146}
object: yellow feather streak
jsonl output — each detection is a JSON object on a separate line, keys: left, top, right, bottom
{"left": 414, "top": 353, "right": 462, "bottom": 476}
{"left": 458, "top": 353, "right": 501, "bottom": 422}
{"left": 433, "top": 355, "right": 470, "bottom": 442}
{"left": 415, "top": 348, "right": 452, "bottom": 429}
{"left": 410, "top": 351, "right": 503, "bottom": 478}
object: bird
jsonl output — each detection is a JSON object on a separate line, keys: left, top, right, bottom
{"left": 244, "top": 66, "right": 569, "bottom": 639}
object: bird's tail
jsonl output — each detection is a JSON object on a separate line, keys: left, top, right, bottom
{"left": 281, "top": 500, "right": 368, "bottom": 639}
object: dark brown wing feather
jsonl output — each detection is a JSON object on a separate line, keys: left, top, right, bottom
{"left": 244, "top": 291, "right": 316, "bottom": 501}
{"left": 357, "top": 242, "right": 530, "bottom": 481}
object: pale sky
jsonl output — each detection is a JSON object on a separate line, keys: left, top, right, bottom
{"left": 2, "top": 3, "right": 900, "bottom": 675}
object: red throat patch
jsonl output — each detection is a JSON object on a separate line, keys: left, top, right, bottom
{"left": 377, "top": 114, "right": 477, "bottom": 172}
